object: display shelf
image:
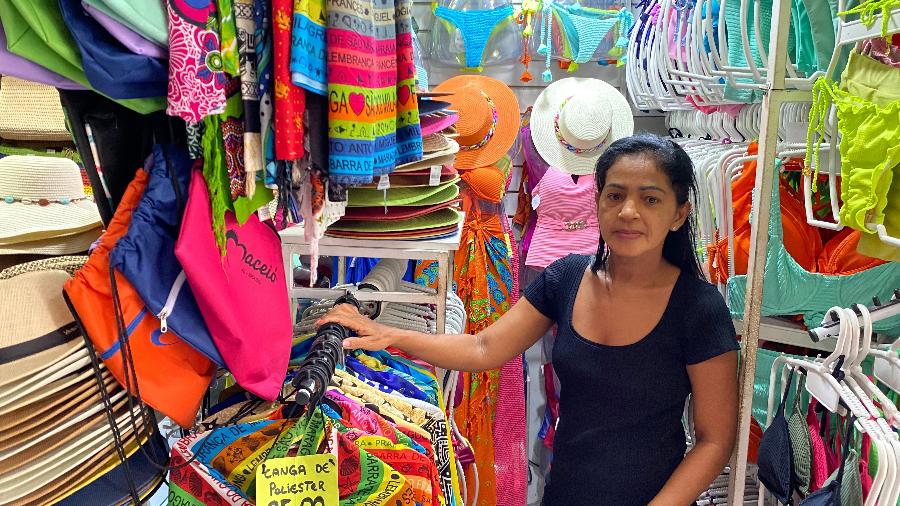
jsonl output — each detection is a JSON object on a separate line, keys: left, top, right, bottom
{"left": 280, "top": 222, "right": 462, "bottom": 334}
{"left": 733, "top": 317, "right": 836, "bottom": 352}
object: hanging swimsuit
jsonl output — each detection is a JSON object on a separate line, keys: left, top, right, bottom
{"left": 799, "top": 417, "right": 856, "bottom": 505}
{"left": 808, "top": 50, "right": 900, "bottom": 262}
{"left": 433, "top": 4, "right": 516, "bottom": 69}
{"left": 758, "top": 367, "right": 797, "bottom": 503}
{"left": 726, "top": 159, "right": 900, "bottom": 334}
{"left": 788, "top": 375, "right": 812, "bottom": 495}
{"left": 537, "top": 2, "right": 633, "bottom": 79}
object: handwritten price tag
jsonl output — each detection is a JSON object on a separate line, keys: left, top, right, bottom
{"left": 256, "top": 455, "right": 338, "bottom": 506}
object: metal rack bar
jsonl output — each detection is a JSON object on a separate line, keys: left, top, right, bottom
{"left": 809, "top": 294, "right": 900, "bottom": 342}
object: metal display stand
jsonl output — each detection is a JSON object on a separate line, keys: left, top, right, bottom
{"left": 279, "top": 222, "right": 462, "bottom": 334}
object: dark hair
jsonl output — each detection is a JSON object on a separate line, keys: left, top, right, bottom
{"left": 590, "top": 134, "right": 703, "bottom": 279}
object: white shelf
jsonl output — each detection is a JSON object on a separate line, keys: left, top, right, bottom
{"left": 279, "top": 222, "right": 461, "bottom": 334}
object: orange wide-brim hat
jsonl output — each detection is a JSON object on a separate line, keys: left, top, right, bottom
{"left": 432, "top": 75, "right": 520, "bottom": 169}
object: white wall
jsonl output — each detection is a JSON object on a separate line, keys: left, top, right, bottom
{"left": 413, "top": 0, "right": 667, "bottom": 220}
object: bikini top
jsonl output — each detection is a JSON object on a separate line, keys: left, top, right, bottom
{"left": 525, "top": 166, "right": 600, "bottom": 268}
{"left": 757, "top": 367, "right": 796, "bottom": 504}
{"left": 800, "top": 417, "right": 857, "bottom": 506}
{"left": 726, "top": 160, "right": 900, "bottom": 334}
{"left": 459, "top": 155, "right": 511, "bottom": 205}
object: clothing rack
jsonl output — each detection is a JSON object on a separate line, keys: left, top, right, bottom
{"left": 726, "top": 0, "right": 807, "bottom": 494}
{"left": 288, "top": 294, "right": 358, "bottom": 411}
{"left": 727, "top": 1, "right": 900, "bottom": 501}
{"left": 808, "top": 291, "right": 900, "bottom": 342}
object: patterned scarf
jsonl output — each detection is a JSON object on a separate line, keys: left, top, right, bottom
{"left": 217, "top": 0, "right": 240, "bottom": 75}
{"left": 234, "top": 0, "right": 263, "bottom": 181}
{"left": 253, "top": 0, "right": 275, "bottom": 193}
{"left": 273, "top": 0, "right": 305, "bottom": 160}
{"left": 166, "top": 0, "right": 227, "bottom": 122}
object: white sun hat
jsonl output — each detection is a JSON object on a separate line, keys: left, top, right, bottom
{"left": 531, "top": 77, "right": 634, "bottom": 176}
{"left": 0, "top": 155, "right": 102, "bottom": 251}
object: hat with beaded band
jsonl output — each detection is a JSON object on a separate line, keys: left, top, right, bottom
{"left": 0, "top": 155, "right": 102, "bottom": 250}
{"left": 432, "top": 75, "right": 520, "bottom": 169}
{"left": 531, "top": 77, "right": 634, "bottom": 176}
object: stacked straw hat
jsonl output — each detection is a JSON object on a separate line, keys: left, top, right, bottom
{"left": 0, "top": 77, "right": 72, "bottom": 142}
{"left": 0, "top": 270, "right": 165, "bottom": 504}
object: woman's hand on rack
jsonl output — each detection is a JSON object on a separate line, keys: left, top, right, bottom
{"left": 317, "top": 303, "right": 397, "bottom": 351}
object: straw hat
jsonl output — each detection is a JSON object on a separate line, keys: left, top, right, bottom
{"left": 0, "top": 155, "right": 102, "bottom": 249}
{"left": 0, "top": 228, "right": 101, "bottom": 256}
{"left": 531, "top": 78, "right": 634, "bottom": 176}
{"left": 432, "top": 76, "right": 520, "bottom": 169}
{"left": 0, "top": 76, "right": 71, "bottom": 142}
{"left": 394, "top": 138, "right": 459, "bottom": 172}
{"left": 0, "top": 255, "right": 88, "bottom": 279}
{"left": 0, "top": 271, "right": 85, "bottom": 389}
{"left": 0, "top": 371, "right": 114, "bottom": 437}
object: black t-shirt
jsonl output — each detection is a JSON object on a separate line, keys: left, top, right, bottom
{"left": 524, "top": 254, "right": 739, "bottom": 505}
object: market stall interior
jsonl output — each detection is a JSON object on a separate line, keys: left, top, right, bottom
{"left": 0, "top": 0, "right": 898, "bottom": 504}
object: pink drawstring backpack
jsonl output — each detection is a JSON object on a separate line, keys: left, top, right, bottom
{"left": 175, "top": 170, "right": 291, "bottom": 400}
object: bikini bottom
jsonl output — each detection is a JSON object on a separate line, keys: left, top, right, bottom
{"left": 433, "top": 5, "right": 515, "bottom": 69}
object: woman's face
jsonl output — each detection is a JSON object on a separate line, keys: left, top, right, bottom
{"left": 596, "top": 154, "right": 691, "bottom": 261}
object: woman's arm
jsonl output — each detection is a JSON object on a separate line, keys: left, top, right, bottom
{"left": 316, "top": 297, "right": 554, "bottom": 372}
{"left": 649, "top": 351, "right": 739, "bottom": 506}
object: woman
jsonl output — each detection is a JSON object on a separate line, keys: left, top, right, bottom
{"left": 319, "top": 134, "right": 740, "bottom": 505}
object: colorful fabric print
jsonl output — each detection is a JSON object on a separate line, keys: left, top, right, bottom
{"left": 335, "top": 431, "right": 412, "bottom": 505}
{"left": 201, "top": 420, "right": 294, "bottom": 496}
{"left": 234, "top": 0, "right": 263, "bottom": 182}
{"left": 217, "top": 0, "right": 240, "bottom": 75}
{"left": 273, "top": 0, "right": 306, "bottom": 160}
{"left": 325, "top": 0, "right": 378, "bottom": 184}
{"left": 169, "top": 433, "right": 255, "bottom": 506}
{"left": 167, "top": 0, "right": 227, "bottom": 122}
{"left": 290, "top": 0, "right": 327, "bottom": 94}
{"left": 254, "top": 0, "right": 277, "bottom": 190}
{"left": 222, "top": 117, "right": 246, "bottom": 199}
{"left": 448, "top": 186, "right": 520, "bottom": 506}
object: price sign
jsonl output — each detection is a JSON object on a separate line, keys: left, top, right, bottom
{"left": 256, "top": 455, "right": 338, "bottom": 506}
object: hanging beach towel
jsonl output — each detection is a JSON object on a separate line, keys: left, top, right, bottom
{"left": 175, "top": 170, "right": 291, "bottom": 401}
{"left": 63, "top": 170, "right": 217, "bottom": 428}
{"left": 109, "top": 145, "right": 224, "bottom": 366}
{"left": 59, "top": 0, "right": 168, "bottom": 100}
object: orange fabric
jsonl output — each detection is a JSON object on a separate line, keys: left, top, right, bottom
{"left": 64, "top": 170, "right": 215, "bottom": 428}
{"left": 450, "top": 192, "right": 511, "bottom": 506}
{"left": 513, "top": 167, "right": 530, "bottom": 229}
{"left": 817, "top": 228, "right": 887, "bottom": 275}
{"left": 709, "top": 144, "right": 823, "bottom": 282}
{"left": 459, "top": 165, "right": 506, "bottom": 204}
